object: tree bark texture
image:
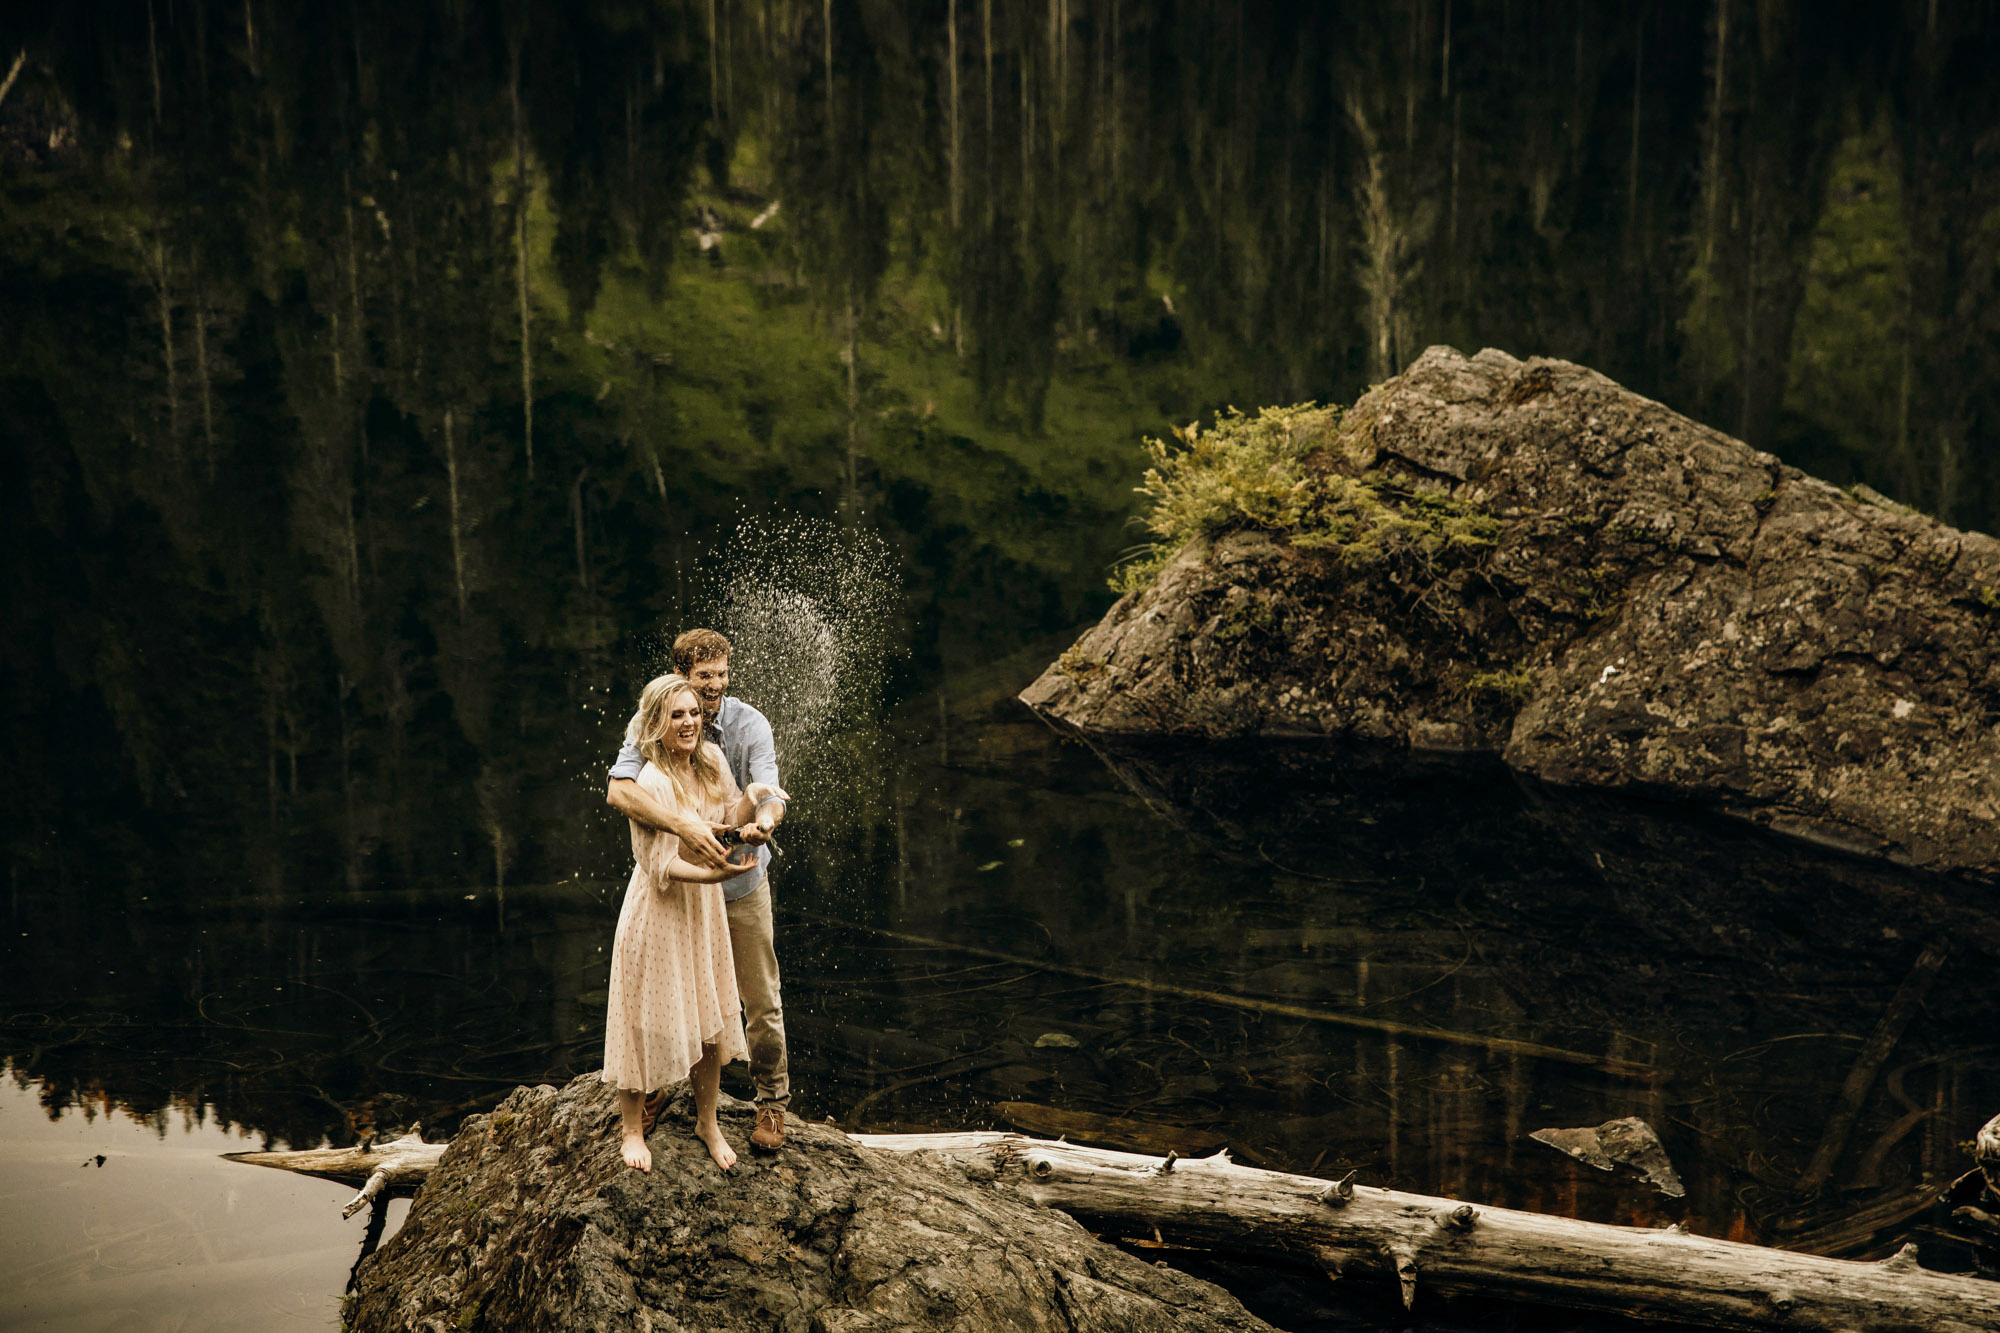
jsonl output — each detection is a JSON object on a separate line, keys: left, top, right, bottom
{"left": 854, "top": 1132, "right": 2000, "bottom": 1332}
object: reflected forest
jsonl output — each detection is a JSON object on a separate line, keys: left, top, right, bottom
{"left": 9, "top": 1, "right": 2000, "bottom": 899}
{"left": 8, "top": 3, "right": 2000, "bottom": 1326}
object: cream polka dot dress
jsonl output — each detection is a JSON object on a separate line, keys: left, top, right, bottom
{"left": 601, "top": 749, "right": 749, "bottom": 1093}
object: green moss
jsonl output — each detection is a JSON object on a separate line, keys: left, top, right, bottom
{"left": 1977, "top": 585, "right": 2000, "bottom": 613}
{"left": 456, "top": 1301, "right": 482, "bottom": 1330}
{"left": 1561, "top": 563, "right": 1622, "bottom": 619}
{"left": 1055, "top": 645, "right": 1106, "bottom": 678}
{"left": 1109, "top": 403, "right": 1502, "bottom": 591}
{"left": 1108, "top": 544, "right": 1180, "bottom": 594}
{"left": 1462, "top": 667, "right": 1535, "bottom": 704}
{"left": 1211, "top": 597, "right": 1282, "bottom": 644}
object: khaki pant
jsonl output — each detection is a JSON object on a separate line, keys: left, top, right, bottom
{"left": 725, "top": 879, "right": 789, "bottom": 1110}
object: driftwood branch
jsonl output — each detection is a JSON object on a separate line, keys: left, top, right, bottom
{"left": 225, "top": 1124, "right": 442, "bottom": 1220}
{"left": 851, "top": 1132, "right": 2000, "bottom": 1333}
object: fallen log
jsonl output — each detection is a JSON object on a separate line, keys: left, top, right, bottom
{"left": 233, "top": 1114, "right": 2000, "bottom": 1330}
{"left": 849, "top": 1132, "right": 2000, "bottom": 1333}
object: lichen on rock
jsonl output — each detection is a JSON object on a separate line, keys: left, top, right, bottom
{"left": 1025, "top": 345, "right": 2000, "bottom": 879}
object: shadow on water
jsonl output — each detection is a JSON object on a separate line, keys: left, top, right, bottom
{"left": 7, "top": 649, "right": 1999, "bottom": 1328}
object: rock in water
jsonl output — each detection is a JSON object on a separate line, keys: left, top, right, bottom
{"left": 1022, "top": 347, "right": 2000, "bottom": 880}
{"left": 1530, "top": 1117, "right": 1686, "bottom": 1198}
{"left": 346, "top": 1074, "right": 1276, "bottom": 1333}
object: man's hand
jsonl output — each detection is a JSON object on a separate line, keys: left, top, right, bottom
{"left": 606, "top": 779, "right": 730, "bottom": 869}
{"left": 747, "top": 784, "right": 791, "bottom": 834}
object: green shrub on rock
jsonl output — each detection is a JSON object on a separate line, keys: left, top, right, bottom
{"left": 1110, "top": 402, "right": 1500, "bottom": 591}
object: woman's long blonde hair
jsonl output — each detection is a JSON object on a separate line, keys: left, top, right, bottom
{"left": 626, "top": 673, "right": 726, "bottom": 810}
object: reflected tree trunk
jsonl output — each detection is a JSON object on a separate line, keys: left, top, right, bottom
{"left": 1702, "top": 0, "right": 1728, "bottom": 271}
{"left": 142, "top": 236, "right": 182, "bottom": 465}
{"left": 1628, "top": 16, "right": 1641, "bottom": 249}
{"left": 192, "top": 268, "right": 216, "bottom": 480}
{"left": 511, "top": 43, "right": 534, "bottom": 481}
{"left": 444, "top": 408, "right": 467, "bottom": 620}
{"left": 948, "top": 0, "right": 960, "bottom": 230}
{"left": 843, "top": 282, "right": 859, "bottom": 516}
{"left": 570, "top": 467, "right": 590, "bottom": 591}
{"left": 0, "top": 48, "right": 26, "bottom": 111}
{"left": 147, "top": 0, "right": 163, "bottom": 133}
{"left": 982, "top": 0, "right": 993, "bottom": 180}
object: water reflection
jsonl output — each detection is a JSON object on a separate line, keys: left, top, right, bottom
{"left": 0, "top": 1072, "right": 406, "bottom": 1331}
{"left": 6, "top": 676, "right": 1994, "bottom": 1284}
{"left": 9, "top": 1, "right": 2000, "bottom": 905}
{"left": 8, "top": 4, "right": 2000, "bottom": 1321}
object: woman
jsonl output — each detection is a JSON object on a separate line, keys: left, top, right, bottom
{"left": 602, "top": 672, "right": 780, "bottom": 1172}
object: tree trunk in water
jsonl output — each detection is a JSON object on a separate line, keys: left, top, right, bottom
{"left": 149, "top": 238, "right": 181, "bottom": 462}
{"left": 1702, "top": 0, "right": 1729, "bottom": 270}
{"left": 234, "top": 1124, "right": 2000, "bottom": 1331}
{"left": 443, "top": 408, "right": 466, "bottom": 620}
{"left": 843, "top": 284, "right": 859, "bottom": 516}
{"left": 0, "top": 49, "right": 26, "bottom": 112}
{"left": 193, "top": 273, "right": 216, "bottom": 480}
{"left": 511, "top": 46, "right": 534, "bottom": 480}
{"left": 948, "top": 0, "right": 960, "bottom": 230}
{"left": 852, "top": 1133, "right": 2000, "bottom": 1332}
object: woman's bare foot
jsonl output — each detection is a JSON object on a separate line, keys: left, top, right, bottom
{"left": 695, "top": 1120, "right": 736, "bottom": 1171}
{"left": 620, "top": 1131, "right": 653, "bottom": 1172}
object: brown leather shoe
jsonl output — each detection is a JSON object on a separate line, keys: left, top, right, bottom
{"left": 749, "top": 1106, "right": 785, "bottom": 1152}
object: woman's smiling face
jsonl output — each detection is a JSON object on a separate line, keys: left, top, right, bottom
{"left": 663, "top": 689, "right": 704, "bottom": 754}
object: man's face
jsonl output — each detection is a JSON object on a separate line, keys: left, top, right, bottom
{"left": 688, "top": 655, "right": 730, "bottom": 722}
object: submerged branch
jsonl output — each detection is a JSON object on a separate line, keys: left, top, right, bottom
{"left": 796, "top": 912, "right": 1654, "bottom": 1078}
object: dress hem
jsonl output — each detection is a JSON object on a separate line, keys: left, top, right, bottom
{"left": 598, "top": 1025, "right": 747, "bottom": 1094}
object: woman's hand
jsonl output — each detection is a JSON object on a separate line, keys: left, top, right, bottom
{"left": 663, "top": 855, "right": 732, "bottom": 884}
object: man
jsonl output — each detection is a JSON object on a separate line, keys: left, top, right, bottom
{"left": 606, "top": 628, "right": 791, "bottom": 1152}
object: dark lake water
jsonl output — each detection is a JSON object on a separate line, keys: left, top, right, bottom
{"left": 6, "top": 2, "right": 2000, "bottom": 1328}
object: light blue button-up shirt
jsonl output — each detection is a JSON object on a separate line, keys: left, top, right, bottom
{"left": 610, "top": 695, "right": 779, "bottom": 902}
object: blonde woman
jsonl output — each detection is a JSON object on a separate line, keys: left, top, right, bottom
{"left": 602, "top": 673, "right": 781, "bottom": 1172}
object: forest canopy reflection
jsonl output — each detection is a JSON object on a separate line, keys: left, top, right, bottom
{"left": 4, "top": 0, "right": 1999, "bottom": 904}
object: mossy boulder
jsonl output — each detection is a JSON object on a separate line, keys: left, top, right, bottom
{"left": 1023, "top": 346, "right": 2000, "bottom": 880}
